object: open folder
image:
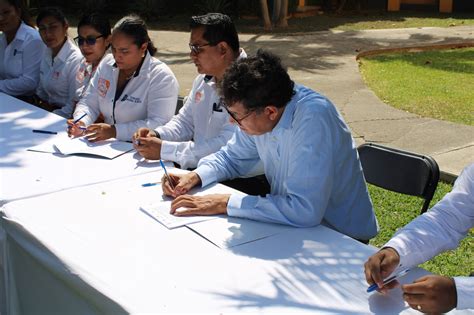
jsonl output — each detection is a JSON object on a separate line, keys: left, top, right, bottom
{"left": 53, "top": 137, "right": 133, "bottom": 159}
{"left": 29, "top": 134, "right": 133, "bottom": 159}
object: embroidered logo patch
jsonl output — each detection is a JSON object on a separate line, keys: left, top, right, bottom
{"left": 97, "top": 78, "right": 110, "bottom": 97}
{"left": 194, "top": 90, "right": 204, "bottom": 103}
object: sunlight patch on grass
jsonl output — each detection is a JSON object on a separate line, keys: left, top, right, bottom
{"left": 359, "top": 48, "right": 474, "bottom": 126}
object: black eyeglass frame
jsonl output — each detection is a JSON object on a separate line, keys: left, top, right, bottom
{"left": 188, "top": 42, "right": 216, "bottom": 54}
{"left": 74, "top": 35, "right": 105, "bottom": 46}
{"left": 221, "top": 100, "right": 257, "bottom": 126}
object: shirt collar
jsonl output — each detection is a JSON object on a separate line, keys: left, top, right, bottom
{"left": 47, "top": 38, "right": 75, "bottom": 64}
{"left": 272, "top": 85, "right": 300, "bottom": 131}
{"left": 13, "top": 22, "right": 29, "bottom": 42}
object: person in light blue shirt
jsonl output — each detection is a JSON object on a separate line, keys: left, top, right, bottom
{"left": 162, "top": 50, "right": 378, "bottom": 241}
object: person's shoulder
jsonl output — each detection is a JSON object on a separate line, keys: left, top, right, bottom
{"left": 294, "top": 85, "right": 333, "bottom": 114}
{"left": 17, "top": 23, "right": 41, "bottom": 41}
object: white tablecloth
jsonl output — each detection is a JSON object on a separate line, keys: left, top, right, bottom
{"left": 1, "top": 172, "right": 432, "bottom": 314}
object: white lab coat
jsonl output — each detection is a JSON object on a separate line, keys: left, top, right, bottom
{"left": 0, "top": 22, "right": 46, "bottom": 96}
{"left": 156, "top": 74, "right": 236, "bottom": 169}
{"left": 36, "top": 38, "right": 83, "bottom": 118}
{"left": 74, "top": 51, "right": 178, "bottom": 141}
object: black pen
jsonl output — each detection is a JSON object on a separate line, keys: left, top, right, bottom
{"left": 32, "top": 129, "right": 58, "bottom": 135}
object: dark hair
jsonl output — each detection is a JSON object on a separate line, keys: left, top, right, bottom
{"left": 5, "top": 0, "right": 33, "bottom": 27}
{"left": 77, "top": 12, "right": 111, "bottom": 38}
{"left": 36, "top": 7, "right": 67, "bottom": 27}
{"left": 222, "top": 49, "right": 295, "bottom": 110}
{"left": 190, "top": 13, "right": 239, "bottom": 55}
{"left": 113, "top": 15, "right": 157, "bottom": 56}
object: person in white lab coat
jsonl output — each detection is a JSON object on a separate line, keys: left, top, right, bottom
{"left": 35, "top": 7, "right": 82, "bottom": 118}
{"left": 68, "top": 15, "right": 178, "bottom": 142}
{"left": 133, "top": 13, "right": 238, "bottom": 169}
{"left": 72, "top": 13, "right": 111, "bottom": 113}
{"left": 0, "top": 0, "right": 45, "bottom": 97}
{"left": 364, "top": 163, "right": 474, "bottom": 313}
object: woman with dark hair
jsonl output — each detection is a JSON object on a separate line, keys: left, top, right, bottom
{"left": 73, "top": 13, "right": 112, "bottom": 108}
{"left": 69, "top": 15, "right": 178, "bottom": 142}
{"left": 0, "top": 0, "right": 45, "bottom": 97}
{"left": 35, "top": 7, "right": 82, "bottom": 118}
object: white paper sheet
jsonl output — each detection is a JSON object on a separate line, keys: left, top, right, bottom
{"left": 140, "top": 201, "right": 221, "bottom": 229}
{"left": 53, "top": 136, "right": 133, "bottom": 159}
{"left": 187, "top": 217, "right": 294, "bottom": 249}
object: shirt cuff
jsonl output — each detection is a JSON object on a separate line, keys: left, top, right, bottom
{"left": 160, "top": 141, "right": 178, "bottom": 162}
{"left": 114, "top": 123, "right": 127, "bottom": 141}
{"left": 453, "top": 277, "right": 474, "bottom": 310}
{"left": 227, "top": 193, "right": 245, "bottom": 217}
{"left": 194, "top": 164, "right": 218, "bottom": 188}
{"left": 384, "top": 238, "right": 419, "bottom": 269}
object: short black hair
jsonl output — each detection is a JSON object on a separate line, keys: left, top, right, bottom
{"left": 78, "top": 12, "right": 111, "bottom": 37}
{"left": 190, "top": 13, "right": 239, "bottom": 55}
{"left": 36, "top": 7, "right": 67, "bottom": 27}
{"left": 221, "top": 49, "right": 295, "bottom": 110}
{"left": 113, "top": 14, "right": 157, "bottom": 56}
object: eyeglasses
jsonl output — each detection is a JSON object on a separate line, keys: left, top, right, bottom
{"left": 188, "top": 42, "right": 213, "bottom": 54}
{"left": 223, "top": 103, "right": 256, "bottom": 126}
{"left": 74, "top": 35, "right": 104, "bottom": 46}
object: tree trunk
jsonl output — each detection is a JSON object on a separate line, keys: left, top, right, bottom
{"left": 276, "top": 0, "right": 288, "bottom": 28}
{"left": 259, "top": 0, "right": 272, "bottom": 31}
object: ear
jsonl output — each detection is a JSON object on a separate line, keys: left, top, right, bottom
{"left": 140, "top": 42, "right": 148, "bottom": 55}
{"left": 265, "top": 105, "right": 280, "bottom": 120}
{"left": 217, "top": 42, "right": 228, "bottom": 56}
{"left": 104, "top": 35, "right": 112, "bottom": 46}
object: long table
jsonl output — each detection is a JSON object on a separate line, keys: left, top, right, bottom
{"left": 1, "top": 93, "right": 467, "bottom": 314}
{"left": 0, "top": 93, "right": 159, "bottom": 205}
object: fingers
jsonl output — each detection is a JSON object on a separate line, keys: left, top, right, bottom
{"left": 364, "top": 247, "right": 400, "bottom": 290}
{"left": 402, "top": 278, "right": 428, "bottom": 295}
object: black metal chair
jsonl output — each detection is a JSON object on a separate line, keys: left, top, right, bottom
{"left": 175, "top": 96, "right": 185, "bottom": 115}
{"left": 357, "top": 143, "right": 440, "bottom": 213}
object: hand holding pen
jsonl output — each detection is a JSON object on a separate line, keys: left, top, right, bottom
{"left": 67, "top": 113, "right": 88, "bottom": 138}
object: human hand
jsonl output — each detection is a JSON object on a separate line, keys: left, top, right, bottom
{"left": 364, "top": 247, "right": 401, "bottom": 293}
{"left": 170, "top": 194, "right": 230, "bottom": 216}
{"left": 85, "top": 123, "right": 116, "bottom": 142}
{"left": 67, "top": 119, "right": 86, "bottom": 138}
{"left": 402, "top": 275, "right": 457, "bottom": 313}
{"left": 133, "top": 136, "right": 162, "bottom": 160}
{"left": 132, "top": 127, "right": 156, "bottom": 142}
{"left": 162, "top": 172, "right": 201, "bottom": 197}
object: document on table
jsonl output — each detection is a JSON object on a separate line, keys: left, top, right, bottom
{"left": 140, "top": 200, "right": 221, "bottom": 229}
{"left": 139, "top": 184, "right": 232, "bottom": 229}
{"left": 53, "top": 136, "right": 133, "bottom": 159}
{"left": 187, "top": 217, "right": 294, "bottom": 249}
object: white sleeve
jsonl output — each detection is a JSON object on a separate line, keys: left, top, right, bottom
{"left": 73, "top": 66, "right": 102, "bottom": 126}
{"left": 114, "top": 69, "right": 179, "bottom": 141}
{"left": 54, "top": 55, "right": 81, "bottom": 118}
{"left": 155, "top": 89, "right": 195, "bottom": 142}
{"left": 160, "top": 120, "right": 235, "bottom": 170}
{"left": 0, "top": 39, "right": 44, "bottom": 96}
{"left": 385, "top": 164, "right": 474, "bottom": 268}
{"left": 453, "top": 277, "right": 474, "bottom": 310}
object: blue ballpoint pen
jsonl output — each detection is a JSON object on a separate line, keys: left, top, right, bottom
{"left": 68, "top": 113, "right": 88, "bottom": 130}
{"left": 367, "top": 269, "right": 410, "bottom": 293}
{"left": 159, "top": 159, "right": 175, "bottom": 189}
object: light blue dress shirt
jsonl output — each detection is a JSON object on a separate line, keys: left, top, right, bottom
{"left": 195, "top": 85, "right": 378, "bottom": 240}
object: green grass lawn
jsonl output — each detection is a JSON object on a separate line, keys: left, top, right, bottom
{"left": 359, "top": 48, "right": 474, "bottom": 126}
{"left": 369, "top": 182, "right": 473, "bottom": 277}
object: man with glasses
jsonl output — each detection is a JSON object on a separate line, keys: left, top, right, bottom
{"left": 161, "top": 50, "right": 378, "bottom": 243}
{"left": 133, "top": 13, "right": 241, "bottom": 170}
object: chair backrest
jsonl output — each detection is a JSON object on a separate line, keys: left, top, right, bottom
{"left": 175, "top": 96, "right": 185, "bottom": 115}
{"left": 357, "top": 143, "right": 440, "bottom": 213}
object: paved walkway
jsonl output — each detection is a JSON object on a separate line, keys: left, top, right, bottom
{"left": 150, "top": 26, "right": 474, "bottom": 178}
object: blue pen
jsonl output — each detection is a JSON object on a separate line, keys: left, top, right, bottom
{"left": 73, "top": 113, "right": 88, "bottom": 124}
{"left": 159, "top": 159, "right": 175, "bottom": 189}
{"left": 141, "top": 182, "right": 160, "bottom": 187}
{"left": 367, "top": 269, "right": 410, "bottom": 293}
